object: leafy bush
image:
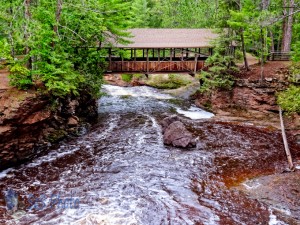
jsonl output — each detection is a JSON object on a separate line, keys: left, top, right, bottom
{"left": 277, "top": 86, "right": 300, "bottom": 113}
{"left": 8, "top": 62, "right": 33, "bottom": 90}
{"left": 33, "top": 51, "right": 85, "bottom": 97}
{"left": 121, "top": 74, "right": 133, "bottom": 82}
{"left": 0, "top": 39, "right": 12, "bottom": 61}
{"left": 289, "top": 62, "right": 300, "bottom": 83}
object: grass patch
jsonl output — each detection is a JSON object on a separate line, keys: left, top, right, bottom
{"left": 121, "top": 74, "right": 133, "bottom": 82}
{"left": 147, "top": 74, "right": 191, "bottom": 89}
{"left": 132, "top": 74, "right": 144, "bottom": 79}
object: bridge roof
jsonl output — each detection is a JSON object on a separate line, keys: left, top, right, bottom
{"left": 113, "top": 29, "right": 218, "bottom": 49}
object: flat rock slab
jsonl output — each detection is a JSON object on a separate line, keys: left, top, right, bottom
{"left": 239, "top": 169, "right": 300, "bottom": 223}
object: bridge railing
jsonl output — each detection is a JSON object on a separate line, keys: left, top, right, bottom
{"left": 269, "top": 51, "right": 291, "bottom": 61}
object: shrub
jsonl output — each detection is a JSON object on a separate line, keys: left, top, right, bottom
{"left": 8, "top": 62, "right": 33, "bottom": 90}
{"left": 277, "top": 85, "right": 300, "bottom": 113}
{"left": 289, "top": 62, "right": 300, "bottom": 83}
{"left": 121, "top": 74, "right": 133, "bottom": 82}
{"left": 33, "top": 51, "right": 85, "bottom": 98}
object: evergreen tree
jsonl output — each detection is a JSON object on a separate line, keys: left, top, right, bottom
{"left": 0, "top": 0, "right": 132, "bottom": 97}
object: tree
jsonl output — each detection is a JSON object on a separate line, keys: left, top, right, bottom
{"left": 131, "top": 0, "right": 149, "bottom": 27}
{"left": 282, "top": 0, "right": 295, "bottom": 52}
{"left": 0, "top": 0, "right": 132, "bottom": 98}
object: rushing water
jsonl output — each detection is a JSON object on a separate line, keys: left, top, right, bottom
{"left": 0, "top": 85, "right": 298, "bottom": 224}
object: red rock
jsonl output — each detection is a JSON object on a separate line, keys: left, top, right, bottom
{"left": 163, "top": 119, "right": 196, "bottom": 148}
{"left": 22, "top": 110, "right": 51, "bottom": 125}
{"left": 68, "top": 116, "right": 79, "bottom": 126}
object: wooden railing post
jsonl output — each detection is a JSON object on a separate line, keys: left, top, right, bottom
{"left": 146, "top": 48, "right": 149, "bottom": 74}
{"left": 108, "top": 48, "right": 112, "bottom": 71}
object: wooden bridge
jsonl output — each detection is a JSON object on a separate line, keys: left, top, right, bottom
{"left": 269, "top": 51, "right": 291, "bottom": 61}
{"left": 106, "top": 29, "right": 218, "bottom": 74}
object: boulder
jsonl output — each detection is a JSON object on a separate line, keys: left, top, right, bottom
{"left": 162, "top": 118, "right": 196, "bottom": 148}
{"left": 161, "top": 115, "right": 180, "bottom": 133}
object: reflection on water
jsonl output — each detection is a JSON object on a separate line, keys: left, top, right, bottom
{"left": 0, "top": 85, "right": 297, "bottom": 225}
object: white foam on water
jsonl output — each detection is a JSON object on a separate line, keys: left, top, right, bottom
{"left": 268, "top": 208, "right": 288, "bottom": 225}
{"left": 103, "top": 84, "right": 174, "bottom": 99}
{"left": 26, "top": 146, "right": 81, "bottom": 168}
{"left": 242, "top": 180, "right": 261, "bottom": 190}
{"left": 0, "top": 167, "right": 15, "bottom": 180}
{"left": 176, "top": 106, "right": 214, "bottom": 119}
{"left": 146, "top": 114, "right": 164, "bottom": 147}
{"left": 73, "top": 213, "right": 139, "bottom": 225}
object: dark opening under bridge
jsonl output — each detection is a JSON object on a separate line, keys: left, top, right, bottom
{"left": 106, "top": 29, "right": 219, "bottom": 74}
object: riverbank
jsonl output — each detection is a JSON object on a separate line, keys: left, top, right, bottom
{"left": 0, "top": 83, "right": 98, "bottom": 171}
{"left": 193, "top": 61, "right": 299, "bottom": 141}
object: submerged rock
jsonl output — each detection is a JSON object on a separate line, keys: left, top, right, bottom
{"left": 161, "top": 116, "right": 196, "bottom": 148}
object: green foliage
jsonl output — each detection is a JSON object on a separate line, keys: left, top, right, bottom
{"left": 0, "top": 39, "right": 11, "bottom": 60}
{"left": 289, "top": 62, "right": 300, "bottom": 83}
{"left": 0, "top": 0, "right": 131, "bottom": 98}
{"left": 130, "top": 0, "right": 149, "bottom": 27}
{"left": 121, "top": 74, "right": 133, "bottom": 82}
{"left": 33, "top": 52, "right": 85, "bottom": 97}
{"left": 277, "top": 86, "right": 300, "bottom": 113}
{"left": 8, "top": 62, "right": 32, "bottom": 90}
{"left": 292, "top": 22, "right": 300, "bottom": 62}
{"left": 129, "top": 0, "right": 217, "bottom": 28}
{"left": 198, "top": 33, "right": 237, "bottom": 93}
{"left": 147, "top": 74, "right": 191, "bottom": 89}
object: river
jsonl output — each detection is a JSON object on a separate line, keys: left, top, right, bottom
{"left": 0, "top": 85, "right": 298, "bottom": 224}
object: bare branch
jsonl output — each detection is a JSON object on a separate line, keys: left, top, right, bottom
{"left": 58, "top": 25, "right": 87, "bottom": 43}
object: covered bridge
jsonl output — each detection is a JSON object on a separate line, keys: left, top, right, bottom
{"left": 106, "top": 29, "right": 218, "bottom": 74}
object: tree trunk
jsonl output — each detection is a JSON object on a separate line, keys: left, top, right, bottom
{"left": 281, "top": 0, "right": 294, "bottom": 52}
{"left": 52, "top": 0, "right": 63, "bottom": 48}
{"left": 8, "top": 0, "right": 14, "bottom": 57}
{"left": 54, "top": 0, "right": 63, "bottom": 36}
{"left": 24, "top": 0, "right": 32, "bottom": 69}
{"left": 260, "top": 28, "right": 264, "bottom": 82}
{"left": 269, "top": 30, "right": 275, "bottom": 52}
{"left": 241, "top": 29, "right": 249, "bottom": 71}
{"left": 261, "top": 0, "right": 270, "bottom": 10}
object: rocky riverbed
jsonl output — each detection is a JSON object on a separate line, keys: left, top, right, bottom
{"left": 0, "top": 84, "right": 299, "bottom": 224}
